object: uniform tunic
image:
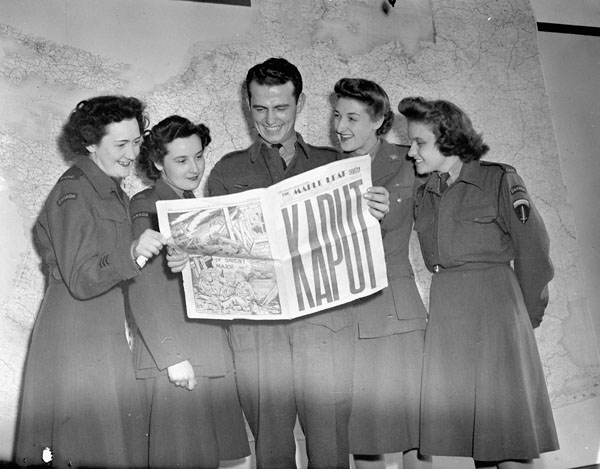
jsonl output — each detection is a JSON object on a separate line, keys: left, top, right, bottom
{"left": 16, "top": 157, "right": 147, "bottom": 468}
{"left": 128, "top": 178, "right": 250, "bottom": 468}
{"left": 348, "top": 141, "right": 427, "bottom": 454}
{"left": 414, "top": 160, "right": 559, "bottom": 460}
{"left": 207, "top": 134, "right": 354, "bottom": 469}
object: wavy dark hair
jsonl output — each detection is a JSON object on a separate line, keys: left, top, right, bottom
{"left": 398, "top": 97, "right": 489, "bottom": 162}
{"left": 334, "top": 78, "right": 394, "bottom": 136}
{"left": 137, "top": 115, "right": 211, "bottom": 181}
{"left": 62, "top": 96, "right": 147, "bottom": 157}
{"left": 245, "top": 57, "right": 303, "bottom": 102}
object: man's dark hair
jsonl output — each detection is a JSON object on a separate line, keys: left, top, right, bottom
{"left": 245, "top": 57, "right": 303, "bottom": 102}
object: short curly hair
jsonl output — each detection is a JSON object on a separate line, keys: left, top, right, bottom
{"left": 333, "top": 78, "right": 394, "bottom": 136}
{"left": 62, "top": 95, "right": 147, "bottom": 157}
{"left": 137, "top": 115, "right": 211, "bottom": 181}
{"left": 398, "top": 97, "right": 489, "bottom": 162}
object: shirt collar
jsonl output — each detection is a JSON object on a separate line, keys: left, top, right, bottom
{"left": 155, "top": 178, "right": 183, "bottom": 200}
{"left": 363, "top": 138, "right": 382, "bottom": 161}
{"left": 455, "top": 160, "right": 486, "bottom": 189}
{"left": 278, "top": 133, "right": 297, "bottom": 164}
{"left": 446, "top": 159, "right": 463, "bottom": 185}
{"left": 76, "top": 156, "right": 123, "bottom": 199}
{"left": 424, "top": 160, "right": 486, "bottom": 194}
{"left": 249, "top": 132, "right": 310, "bottom": 163}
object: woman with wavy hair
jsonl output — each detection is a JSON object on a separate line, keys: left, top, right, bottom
{"left": 16, "top": 96, "right": 170, "bottom": 467}
{"left": 332, "top": 78, "right": 430, "bottom": 469}
{"left": 129, "top": 115, "right": 250, "bottom": 468}
{"left": 398, "top": 97, "right": 559, "bottom": 468}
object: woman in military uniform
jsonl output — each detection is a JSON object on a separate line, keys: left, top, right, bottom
{"left": 128, "top": 115, "right": 250, "bottom": 468}
{"left": 16, "top": 96, "right": 170, "bottom": 467}
{"left": 332, "top": 78, "right": 431, "bottom": 469}
{"left": 398, "top": 97, "right": 559, "bottom": 468}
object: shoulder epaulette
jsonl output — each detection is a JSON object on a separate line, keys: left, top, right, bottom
{"left": 57, "top": 165, "right": 84, "bottom": 183}
{"left": 307, "top": 143, "right": 340, "bottom": 154}
{"left": 131, "top": 187, "right": 153, "bottom": 201}
{"left": 391, "top": 144, "right": 410, "bottom": 158}
{"left": 480, "top": 161, "right": 517, "bottom": 174}
{"left": 219, "top": 147, "right": 252, "bottom": 160}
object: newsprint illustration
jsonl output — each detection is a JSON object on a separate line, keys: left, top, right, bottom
{"left": 156, "top": 155, "right": 387, "bottom": 320}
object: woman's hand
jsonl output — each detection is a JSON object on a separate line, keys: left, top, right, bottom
{"left": 363, "top": 186, "right": 390, "bottom": 221}
{"left": 167, "top": 360, "right": 196, "bottom": 391}
{"left": 166, "top": 245, "right": 189, "bottom": 273}
{"left": 131, "top": 229, "right": 166, "bottom": 261}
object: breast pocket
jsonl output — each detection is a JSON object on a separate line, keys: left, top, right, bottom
{"left": 95, "top": 202, "right": 130, "bottom": 252}
{"left": 455, "top": 202, "right": 497, "bottom": 224}
{"left": 389, "top": 184, "right": 414, "bottom": 209}
{"left": 228, "top": 176, "right": 269, "bottom": 194}
{"left": 452, "top": 201, "right": 502, "bottom": 256}
{"left": 384, "top": 184, "right": 414, "bottom": 230}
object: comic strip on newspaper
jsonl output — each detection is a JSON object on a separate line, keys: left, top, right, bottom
{"left": 156, "top": 155, "right": 387, "bottom": 320}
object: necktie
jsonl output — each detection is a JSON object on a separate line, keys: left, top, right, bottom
{"left": 268, "top": 144, "right": 287, "bottom": 171}
{"left": 439, "top": 172, "right": 450, "bottom": 193}
{"left": 183, "top": 190, "right": 195, "bottom": 199}
{"left": 272, "top": 144, "right": 287, "bottom": 170}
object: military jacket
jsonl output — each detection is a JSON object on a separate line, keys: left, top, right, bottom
{"left": 207, "top": 133, "right": 352, "bottom": 331}
{"left": 128, "top": 179, "right": 232, "bottom": 378}
{"left": 207, "top": 133, "right": 341, "bottom": 195}
{"left": 351, "top": 140, "right": 427, "bottom": 338}
{"left": 37, "top": 156, "right": 139, "bottom": 299}
{"left": 414, "top": 160, "right": 553, "bottom": 327}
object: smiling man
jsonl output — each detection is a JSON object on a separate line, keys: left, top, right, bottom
{"left": 207, "top": 57, "right": 387, "bottom": 469}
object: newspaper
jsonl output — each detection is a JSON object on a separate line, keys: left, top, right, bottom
{"left": 156, "top": 155, "right": 387, "bottom": 320}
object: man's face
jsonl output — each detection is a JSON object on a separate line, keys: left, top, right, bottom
{"left": 248, "top": 81, "right": 305, "bottom": 145}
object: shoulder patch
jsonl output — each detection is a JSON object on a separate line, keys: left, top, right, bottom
{"left": 496, "top": 166, "right": 531, "bottom": 224}
{"left": 131, "top": 211, "right": 150, "bottom": 222}
{"left": 510, "top": 184, "right": 527, "bottom": 196}
{"left": 56, "top": 192, "right": 77, "bottom": 206}
{"left": 513, "top": 198, "right": 530, "bottom": 224}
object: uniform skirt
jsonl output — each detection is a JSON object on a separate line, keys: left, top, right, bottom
{"left": 419, "top": 264, "right": 559, "bottom": 460}
{"left": 15, "top": 282, "right": 147, "bottom": 468}
{"left": 348, "top": 330, "right": 424, "bottom": 454}
{"left": 140, "top": 370, "right": 250, "bottom": 468}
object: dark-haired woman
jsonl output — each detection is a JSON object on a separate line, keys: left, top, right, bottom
{"left": 398, "top": 97, "right": 559, "bottom": 468}
{"left": 16, "top": 96, "right": 169, "bottom": 467}
{"left": 332, "top": 78, "right": 431, "bottom": 469}
{"left": 128, "top": 115, "right": 250, "bottom": 468}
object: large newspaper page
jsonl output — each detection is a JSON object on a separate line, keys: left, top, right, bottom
{"left": 156, "top": 155, "right": 387, "bottom": 320}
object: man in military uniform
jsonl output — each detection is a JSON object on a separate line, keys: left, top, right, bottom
{"left": 207, "top": 57, "right": 388, "bottom": 469}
